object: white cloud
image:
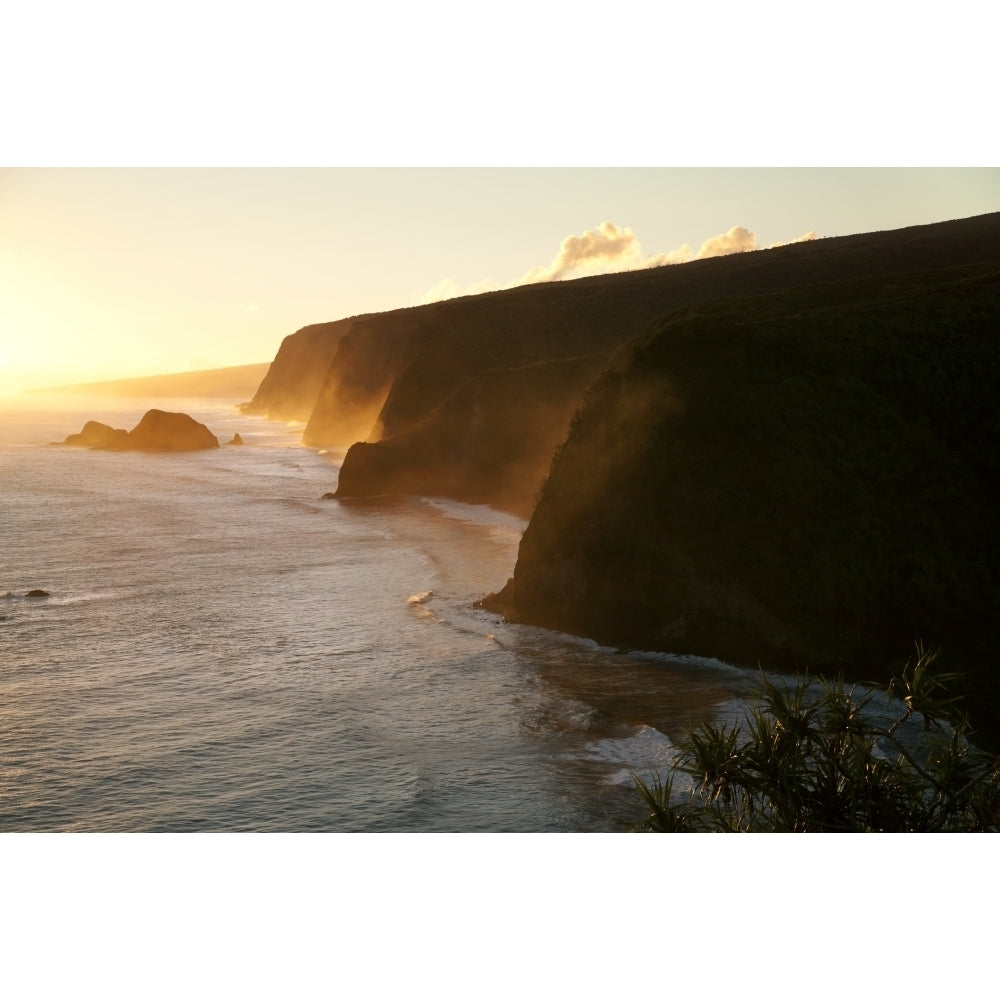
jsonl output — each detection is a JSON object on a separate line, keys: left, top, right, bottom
{"left": 520, "top": 221, "right": 652, "bottom": 283}
{"left": 695, "top": 225, "right": 758, "bottom": 258}
{"left": 419, "top": 223, "right": 818, "bottom": 302}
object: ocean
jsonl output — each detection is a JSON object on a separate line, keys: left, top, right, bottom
{"left": 0, "top": 397, "right": 753, "bottom": 831}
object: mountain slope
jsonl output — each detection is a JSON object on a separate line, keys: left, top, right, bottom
{"left": 326, "top": 213, "right": 1000, "bottom": 515}
{"left": 481, "top": 257, "right": 1000, "bottom": 729}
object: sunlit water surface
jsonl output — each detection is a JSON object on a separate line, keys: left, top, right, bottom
{"left": 1, "top": 398, "right": 755, "bottom": 831}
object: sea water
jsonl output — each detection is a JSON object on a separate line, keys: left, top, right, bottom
{"left": 0, "top": 398, "right": 753, "bottom": 831}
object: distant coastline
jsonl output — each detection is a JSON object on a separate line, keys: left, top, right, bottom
{"left": 29, "top": 362, "right": 271, "bottom": 400}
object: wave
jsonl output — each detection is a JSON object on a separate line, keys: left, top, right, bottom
{"left": 419, "top": 497, "right": 527, "bottom": 536}
{"left": 1, "top": 589, "right": 113, "bottom": 604}
{"left": 582, "top": 724, "right": 685, "bottom": 787}
{"left": 628, "top": 649, "right": 751, "bottom": 680}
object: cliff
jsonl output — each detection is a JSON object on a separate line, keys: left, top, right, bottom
{"left": 334, "top": 352, "right": 609, "bottom": 516}
{"left": 242, "top": 318, "right": 368, "bottom": 422}
{"left": 320, "top": 213, "right": 1000, "bottom": 516}
{"left": 481, "top": 253, "right": 1000, "bottom": 726}
{"left": 302, "top": 308, "right": 429, "bottom": 446}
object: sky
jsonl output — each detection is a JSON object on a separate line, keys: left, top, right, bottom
{"left": 2, "top": 167, "right": 997, "bottom": 395}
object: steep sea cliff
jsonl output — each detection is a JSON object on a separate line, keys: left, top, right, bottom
{"left": 250, "top": 212, "right": 1000, "bottom": 740}
{"left": 247, "top": 213, "right": 1000, "bottom": 520}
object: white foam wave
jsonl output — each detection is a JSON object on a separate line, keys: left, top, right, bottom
{"left": 406, "top": 591, "right": 434, "bottom": 605}
{"left": 582, "top": 724, "right": 683, "bottom": 786}
{"left": 419, "top": 497, "right": 527, "bottom": 537}
{"left": 629, "top": 649, "right": 750, "bottom": 679}
{"left": 49, "top": 592, "right": 117, "bottom": 606}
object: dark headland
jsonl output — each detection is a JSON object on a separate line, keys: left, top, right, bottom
{"left": 249, "top": 212, "right": 1000, "bottom": 741}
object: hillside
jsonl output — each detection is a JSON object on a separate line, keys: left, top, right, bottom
{"left": 240, "top": 211, "right": 1000, "bottom": 737}
{"left": 481, "top": 253, "right": 1000, "bottom": 735}
{"left": 242, "top": 318, "right": 367, "bottom": 421}
{"left": 307, "top": 212, "right": 1000, "bottom": 516}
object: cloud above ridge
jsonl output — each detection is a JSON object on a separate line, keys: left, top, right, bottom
{"left": 421, "top": 222, "right": 817, "bottom": 303}
{"left": 519, "top": 221, "right": 664, "bottom": 283}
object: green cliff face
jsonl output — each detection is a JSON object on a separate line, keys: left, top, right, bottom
{"left": 486, "top": 254, "right": 1000, "bottom": 726}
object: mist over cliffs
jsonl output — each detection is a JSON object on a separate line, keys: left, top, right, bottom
{"left": 246, "top": 212, "right": 1000, "bottom": 519}
{"left": 487, "top": 263, "right": 1000, "bottom": 656}
{"left": 480, "top": 227, "right": 1000, "bottom": 732}
{"left": 246, "top": 211, "right": 1000, "bottom": 736}
{"left": 243, "top": 318, "right": 367, "bottom": 422}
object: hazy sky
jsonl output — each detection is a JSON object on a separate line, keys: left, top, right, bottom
{"left": 1, "top": 168, "right": 997, "bottom": 395}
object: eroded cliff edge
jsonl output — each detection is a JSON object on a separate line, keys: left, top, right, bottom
{"left": 480, "top": 257, "right": 1000, "bottom": 726}
{"left": 326, "top": 213, "right": 1000, "bottom": 516}
{"left": 242, "top": 214, "right": 1000, "bottom": 520}
{"left": 242, "top": 317, "right": 369, "bottom": 422}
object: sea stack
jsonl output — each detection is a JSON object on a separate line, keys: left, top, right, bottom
{"left": 62, "top": 421, "right": 130, "bottom": 449}
{"left": 63, "top": 410, "right": 219, "bottom": 452}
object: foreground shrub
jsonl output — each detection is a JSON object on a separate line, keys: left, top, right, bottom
{"left": 633, "top": 646, "right": 1000, "bottom": 832}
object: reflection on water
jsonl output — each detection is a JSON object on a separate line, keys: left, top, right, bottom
{"left": 1, "top": 399, "right": 753, "bottom": 831}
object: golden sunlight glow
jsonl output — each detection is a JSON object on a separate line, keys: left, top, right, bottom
{"left": 2, "top": 169, "right": 997, "bottom": 398}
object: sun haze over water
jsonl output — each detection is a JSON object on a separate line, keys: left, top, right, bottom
{"left": 2, "top": 168, "right": 997, "bottom": 397}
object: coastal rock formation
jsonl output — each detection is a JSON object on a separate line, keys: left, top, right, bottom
{"left": 127, "top": 409, "right": 219, "bottom": 451}
{"left": 241, "top": 318, "right": 367, "bottom": 422}
{"left": 481, "top": 255, "right": 1000, "bottom": 722}
{"left": 315, "top": 213, "right": 1000, "bottom": 515}
{"left": 63, "top": 410, "right": 219, "bottom": 452}
{"left": 333, "top": 353, "right": 608, "bottom": 517}
{"left": 63, "top": 420, "right": 130, "bottom": 449}
{"left": 302, "top": 310, "right": 426, "bottom": 447}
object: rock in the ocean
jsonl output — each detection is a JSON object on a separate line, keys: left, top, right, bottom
{"left": 126, "top": 409, "right": 219, "bottom": 451}
{"left": 25, "top": 589, "right": 50, "bottom": 598}
{"left": 229, "top": 433, "right": 244, "bottom": 445}
{"left": 63, "top": 420, "right": 130, "bottom": 449}
{"left": 62, "top": 410, "right": 219, "bottom": 452}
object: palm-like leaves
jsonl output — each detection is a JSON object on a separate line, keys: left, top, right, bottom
{"left": 633, "top": 646, "right": 1000, "bottom": 832}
